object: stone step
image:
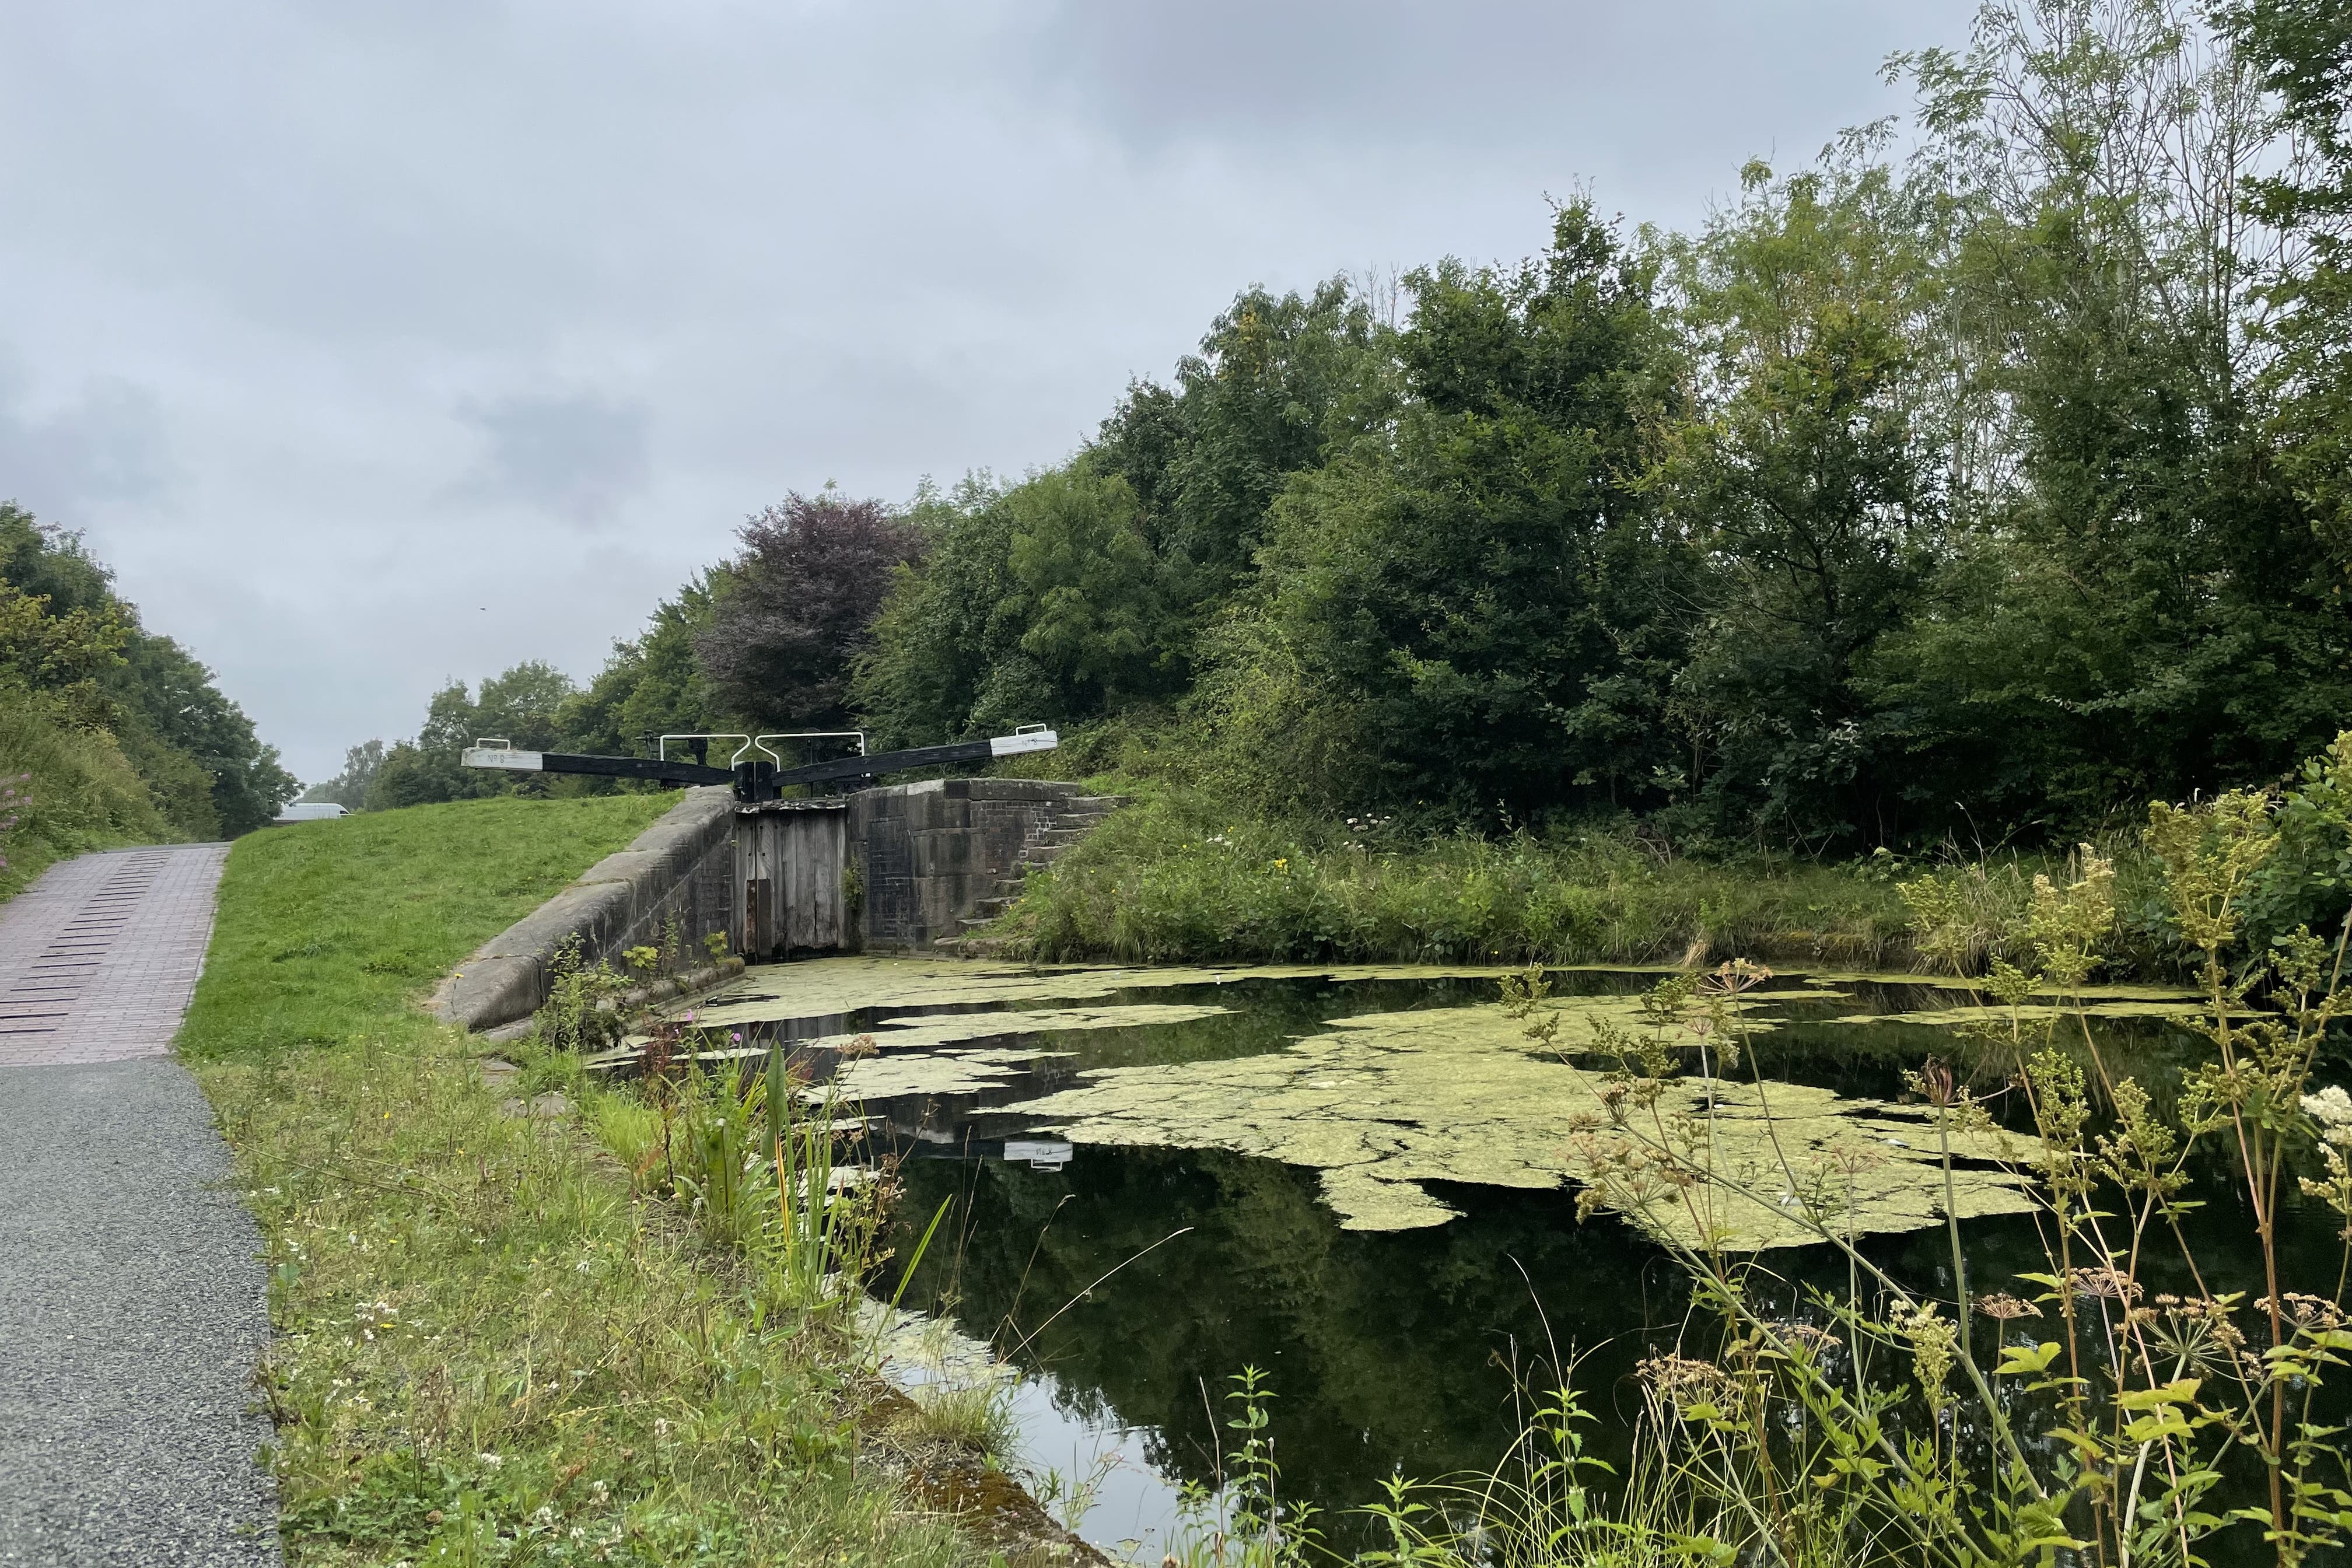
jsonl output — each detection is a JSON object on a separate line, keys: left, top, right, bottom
{"left": 936, "top": 932, "right": 1013, "bottom": 958}
{"left": 932, "top": 793, "right": 1130, "bottom": 960}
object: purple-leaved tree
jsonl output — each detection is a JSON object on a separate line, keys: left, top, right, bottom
{"left": 695, "top": 492, "right": 923, "bottom": 733}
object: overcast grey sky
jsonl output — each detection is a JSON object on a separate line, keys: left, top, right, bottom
{"left": 0, "top": 0, "right": 1979, "bottom": 785}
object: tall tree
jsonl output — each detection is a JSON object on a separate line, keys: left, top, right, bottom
{"left": 0, "top": 503, "right": 293, "bottom": 836}
{"left": 1199, "top": 204, "right": 1683, "bottom": 821}
{"left": 1093, "top": 281, "right": 1399, "bottom": 623}
{"left": 853, "top": 478, "right": 1024, "bottom": 748}
{"left": 698, "top": 491, "right": 921, "bottom": 732}
{"left": 1873, "top": 0, "right": 2351, "bottom": 830}
{"left": 366, "top": 662, "right": 574, "bottom": 811}
{"left": 302, "top": 740, "right": 385, "bottom": 808}
{"left": 1660, "top": 151, "right": 1944, "bottom": 845}
{"left": 2227, "top": 0, "right": 2352, "bottom": 587}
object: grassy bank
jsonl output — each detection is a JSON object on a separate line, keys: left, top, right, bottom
{"left": 180, "top": 794, "right": 673, "bottom": 1062}
{"left": 0, "top": 694, "right": 182, "bottom": 901}
{"left": 989, "top": 781, "right": 1923, "bottom": 969}
{"left": 184, "top": 795, "right": 977, "bottom": 1567}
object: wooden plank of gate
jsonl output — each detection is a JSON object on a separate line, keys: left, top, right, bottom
{"left": 744, "top": 876, "right": 772, "bottom": 959}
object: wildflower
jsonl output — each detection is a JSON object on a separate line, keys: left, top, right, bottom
{"left": 477, "top": 1451, "right": 502, "bottom": 1468}
{"left": 1900, "top": 1302, "right": 1958, "bottom": 1405}
{"left": 2304, "top": 1086, "right": 2352, "bottom": 1147}
{"left": 1976, "top": 1292, "right": 2043, "bottom": 1321}
{"left": 1703, "top": 958, "right": 1773, "bottom": 996}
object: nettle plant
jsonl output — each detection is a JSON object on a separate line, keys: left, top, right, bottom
{"left": 1443, "top": 756, "right": 2352, "bottom": 1568}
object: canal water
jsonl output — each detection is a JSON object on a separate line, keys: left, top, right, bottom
{"left": 679, "top": 960, "right": 2343, "bottom": 1560}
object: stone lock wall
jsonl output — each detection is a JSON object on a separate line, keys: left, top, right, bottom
{"left": 435, "top": 777, "right": 1101, "bottom": 1032}
{"left": 849, "top": 778, "right": 1089, "bottom": 950}
{"left": 429, "top": 786, "right": 737, "bottom": 1032}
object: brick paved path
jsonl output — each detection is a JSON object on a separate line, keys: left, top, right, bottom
{"left": 0, "top": 844, "right": 279, "bottom": 1566}
{"left": 0, "top": 844, "right": 230, "bottom": 1066}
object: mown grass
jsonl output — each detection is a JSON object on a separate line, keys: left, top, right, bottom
{"left": 991, "top": 780, "right": 1921, "bottom": 968}
{"left": 186, "top": 794, "right": 978, "bottom": 1567}
{"left": 180, "top": 794, "right": 674, "bottom": 1061}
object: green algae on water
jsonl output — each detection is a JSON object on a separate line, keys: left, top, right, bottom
{"left": 599, "top": 1002, "right": 1234, "bottom": 1087}
{"left": 996, "top": 1003, "right": 2032, "bottom": 1251}
{"left": 682, "top": 956, "right": 1585, "bottom": 1028}
{"left": 652, "top": 958, "right": 2049, "bottom": 1251}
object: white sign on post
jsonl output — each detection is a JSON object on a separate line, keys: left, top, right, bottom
{"left": 461, "top": 747, "right": 545, "bottom": 771}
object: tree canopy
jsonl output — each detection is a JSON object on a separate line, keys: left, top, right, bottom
{"left": 1, "top": 503, "right": 295, "bottom": 839}
{"left": 351, "top": 0, "right": 2352, "bottom": 852}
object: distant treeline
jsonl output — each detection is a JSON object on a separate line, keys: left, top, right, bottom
{"left": 333, "top": 0, "right": 2352, "bottom": 852}
{"left": 0, "top": 504, "right": 296, "bottom": 885}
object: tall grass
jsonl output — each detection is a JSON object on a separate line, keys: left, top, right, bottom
{"left": 995, "top": 783, "right": 1919, "bottom": 968}
{"left": 205, "top": 1038, "right": 967, "bottom": 1568}
{"left": 0, "top": 687, "right": 178, "bottom": 900}
{"left": 589, "top": 1037, "right": 921, "bottom": 1328}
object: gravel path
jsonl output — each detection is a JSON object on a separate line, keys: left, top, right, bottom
{"left": 0, "top": 846, "right": 279, "bottom": 1566}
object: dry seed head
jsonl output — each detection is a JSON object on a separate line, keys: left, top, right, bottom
{"left": 2261, "top": 1294, "right": 2346, "bottom": 1331}
{"left": 2067, "top": 1266, "right": 2142, "bottom": 1302}
{"left": 1637, "top": 1352, "right": 1735, "bottom": 1408}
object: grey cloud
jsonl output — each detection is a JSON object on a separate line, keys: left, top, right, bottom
{"left": 0, "top": 362, "right": 172, "bottom": 521}
{"left": 0, "top": 0, "right": 1984, "bottom": 784}
{"left": 453, "top": 393, "right": 651, "bottom": 528}
{"left": 1005, "top": 0, "right": 1961, "bottom": 163}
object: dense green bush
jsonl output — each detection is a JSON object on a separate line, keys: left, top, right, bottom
{"left": 1, "top": 503, "right": 292, "bottom": 843}
{"left": 0, "top": 686, "right": 178, "bottom": 898}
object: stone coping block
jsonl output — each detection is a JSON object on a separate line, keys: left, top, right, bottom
{"left": 428, "top": 786, "right": 734, "bottom": 1032}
